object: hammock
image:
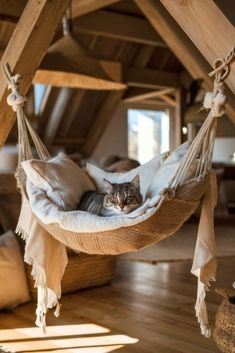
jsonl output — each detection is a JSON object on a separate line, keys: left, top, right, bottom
{"left": 2, "top": 46, "right": 234, "bottom": 336}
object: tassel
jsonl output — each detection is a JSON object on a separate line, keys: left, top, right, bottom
{"left": 54, "top": 301, "right": 61, "bottom": 318}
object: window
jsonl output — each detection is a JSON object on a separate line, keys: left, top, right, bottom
{"left": 34, "top": 84, "right": 47, "bottom": 115}
{"left": 128, "top": 109, "right": 169, "bottom": 164}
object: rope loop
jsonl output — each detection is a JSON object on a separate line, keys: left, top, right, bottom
{"left": 209, "top": 45, "right": 235, "bottom": 84}
{"left": 3, "top": 64, "right": 27, "bottom": 111}
{"left": 203, "top": 46, "right": 235, "bottom": 118}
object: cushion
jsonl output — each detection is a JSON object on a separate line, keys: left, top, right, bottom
{"left": 0, "top": 230, "right": 30, "bottom": 309}
{"left": 87, "top": 151, "right": 169, "bottom": 201}
{"left": 22, "top": 153, "right": 95, "bottom": 211}
{"left": 147, "top": 142, "right": 194, "bottom": 203}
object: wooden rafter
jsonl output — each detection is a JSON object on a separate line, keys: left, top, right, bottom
{"left": 135, "top": 0, "right": 235, "bottom": 123}
{"left": 160, "top": 0, "right": 235, "bottom": 94}
{"left": 0, "top": 0, "right": 70, "bottom": 147}
{"left": 0, "top": 0, "right": 26, "bottom": 22}
{"left": 160, "top": 94, "right": 176, "bottom": 107}
{"left": 72, "top": 0, "right": 121, "bottom": 18}
{"left": 75, "top": 10, "right": 166, "bottom": 47}
{"left": 0, "top": 0, "right": 121, "bottom": 22}
{"left": 123, "top": 88, "right": 174, "bottom": 103}
{"left": 124, "top": 67, "right": 179, "bottom": 89}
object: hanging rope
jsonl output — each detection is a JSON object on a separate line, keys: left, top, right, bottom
{"left": 3, "top": 64, "right": 51, "bottom": 186}
{"left": 170, "top": 45, "right": 235, "bottom": 190}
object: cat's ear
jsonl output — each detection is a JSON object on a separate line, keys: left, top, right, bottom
{"left": 103, "top": 178, "right": 113, "bottom": 193}
{"left": 132, "top": 174, "right": 140, "bottom": 189}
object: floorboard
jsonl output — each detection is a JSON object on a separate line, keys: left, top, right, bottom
{"left": 0, "top": 257, "right": 234, "bottom": 353}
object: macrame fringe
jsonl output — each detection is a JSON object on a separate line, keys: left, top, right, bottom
{"left": 194, "top": 271, "right": 216, "bottom": 338}
{"left": 22, "top": 235, "right": 61, "bottom": 332}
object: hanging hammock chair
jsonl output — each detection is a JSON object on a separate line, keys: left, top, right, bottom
{"left": 2, "top": 46, "right": 234, "bottom": 336}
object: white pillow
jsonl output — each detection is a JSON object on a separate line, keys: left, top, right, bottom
{"left": 0, "top": 230, "right": 30, "bottom": 309}
{"left": 87, "top": 152, "right": 169, "bottom": 200}
{"left": 147, "top": 142, "right": 192, "bottom": 199}
{"left": 22, "top": 153, "right": 95, "bottom": 211}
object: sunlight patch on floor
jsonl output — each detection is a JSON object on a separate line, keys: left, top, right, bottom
{"left": 0, "top": 324, "right": 138, "bottom": 353}
{"left": 0, "top": 324, "right": 110, "bottom": 341}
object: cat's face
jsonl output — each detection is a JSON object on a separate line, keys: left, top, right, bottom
{"left": 103, "top": 175, "right": 142, "bottom": 214}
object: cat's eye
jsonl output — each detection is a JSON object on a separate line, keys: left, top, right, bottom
{"left": 126, "top": 196, "right": 137, "bottom": 204}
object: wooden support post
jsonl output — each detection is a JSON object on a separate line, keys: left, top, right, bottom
{"left": 175, "top": 87, "right": 187, "bottom": 146}
{"left": 0, "top": 0, "right": 70, "bottom": 147}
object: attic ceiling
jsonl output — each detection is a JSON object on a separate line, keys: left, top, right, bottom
{"left": 0, "top": 0, "right": 234, "bottom": 157}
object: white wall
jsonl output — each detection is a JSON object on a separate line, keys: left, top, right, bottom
{"left": 213, "top": 137, "right": 235, "bottom": 163}
{"left": 92, "top": 103, "right": 128, "bottom": 162}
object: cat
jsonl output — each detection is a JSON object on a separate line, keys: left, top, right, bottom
{"left": 78, "top": 175, "right": 142, "bottom": 216}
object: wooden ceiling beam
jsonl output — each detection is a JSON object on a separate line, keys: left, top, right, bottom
{"left": 124, "top": 67, "right": 179, "bottom": 89}
{"left": 160, "top": 94, "right": 176, "bottom": 107}
{"left": 72, "top": 0, "right": 121, "bottom": 18}
{"left": 123, "top": 88, "right": 175, "bottom": 103}
{"left": 0, "top": 0, "right": 26, "bottom": 22}
{"left": 160, "top": 0, "right": 235, "bottom": 94}
{"left": 75, "top": 10, "right": 167, "bottom": 47}
{"left": 0, "top": 0, "right": 70, "bottom": 147}
{"left": 0, "top": 0, "right": 121, "bottom": 22}
{"left": 135, "top": 0, "right": 235, "bottom": 123}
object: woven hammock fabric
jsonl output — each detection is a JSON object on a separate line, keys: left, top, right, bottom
{"left": 30, "top": 175, "right": 210, "bottom": 255}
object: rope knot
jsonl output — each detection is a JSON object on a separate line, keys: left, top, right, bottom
{"left": 159, "top": 187, "right": 175, "bottom": 200}
{"left": 203, "top": 91, "right": 226, "bottom": 117}
{"left": 7, "top": 92, "right": 27, "bottom": 112}
{"left": 209, "top": 46, "right": 235, "bottom": 83}
{"left": 7, "top": 73, "right": 22, "bottom": 92}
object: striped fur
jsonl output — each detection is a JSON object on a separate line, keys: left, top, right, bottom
{"left": 78, "top": 175, "right": 142, "bottom": 216}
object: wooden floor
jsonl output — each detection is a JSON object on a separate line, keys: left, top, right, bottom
{"left": 0, "top": 257, "right": 234, "bottom": 353}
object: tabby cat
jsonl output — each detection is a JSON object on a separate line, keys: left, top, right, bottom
{"left": 78, "top": 175, "right": 142, "bottom": 216}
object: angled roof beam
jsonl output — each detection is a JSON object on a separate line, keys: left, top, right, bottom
{"left": 123, "top": 88, "right": 175, "bottom": 103}
{"left": 75, "top": 10, "right": 167, "bottom": 47}
{"left": 0, "top": 0, "right": 121, "bottom": 22}
{"left": 160, "top": 0, "right": 235, "bottom": 94}
{"left": 135, "top": 0, "right": 235, "bottom": 123}
{"left": 0, "top": 0, "right": 70, "bottom": 147}
{"left": 72, "top": 0, "right": 121, "bottom": 18}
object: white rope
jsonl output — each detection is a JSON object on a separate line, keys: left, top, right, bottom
{"left": 3, "top": 64, "right": 51, "bottom": 187}
{"left": 169, "top": 46, "right": 235, "bottom": 190}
